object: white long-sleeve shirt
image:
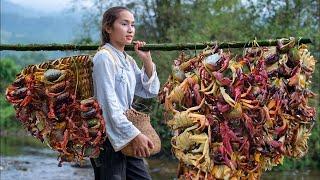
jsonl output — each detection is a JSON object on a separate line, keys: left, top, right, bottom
{"left": 92, "top": 43, "right": 160, "bottom": 152}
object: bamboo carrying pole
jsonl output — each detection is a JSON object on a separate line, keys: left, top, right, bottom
{"left": 0, "top": 37, "right": 312, "bottom": 51}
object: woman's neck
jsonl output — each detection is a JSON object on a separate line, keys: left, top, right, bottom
{"left": 109, "top": 40, "right": 125, "bottom": 52}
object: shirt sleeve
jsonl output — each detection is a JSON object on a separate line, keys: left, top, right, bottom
{"left": 131, "top": 59, "right": 160, "bottom": 98}
{"left": 92, "top": 52, "right": 140, "bottom": 152}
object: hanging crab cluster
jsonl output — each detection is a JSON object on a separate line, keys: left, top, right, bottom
{"left": 159, "top": 38, "right": 317, "bottom": 179}
{"left": 5, "top": 55, "right": 106, "bottom": 166}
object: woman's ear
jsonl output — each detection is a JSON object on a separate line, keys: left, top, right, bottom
{"left": 105, "top": 26, "right": 112, "bottom": 34}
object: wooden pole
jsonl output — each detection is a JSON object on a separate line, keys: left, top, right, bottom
{"left": 0, "top": 38, "right": 312, "bottom": 51}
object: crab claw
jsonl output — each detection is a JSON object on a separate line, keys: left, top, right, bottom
{"left": 277, "top": 37, "right": 295, "bottom": 53}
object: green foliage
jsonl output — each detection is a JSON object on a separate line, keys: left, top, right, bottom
{"left": 0, "top": 58, "right": 21, "bottom": 130}
{"left": 0, "top": 95, "right": 20, "bottom": 130}
{"left": 0, "top": 136, "right": 47, "bottom": 156}
{"left": 0, "top": 58, "right": 21, "bottom": 93}
{"left": 2, "top": 52, "right": 49, "bottom": 67}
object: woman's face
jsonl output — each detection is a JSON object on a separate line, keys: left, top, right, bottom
{"left": 106, "top": 10, "right": 135, "bottom": 46}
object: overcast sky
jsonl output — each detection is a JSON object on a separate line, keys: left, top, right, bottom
{"left": 7, "top": 0, "right": 73, "bottom": 13}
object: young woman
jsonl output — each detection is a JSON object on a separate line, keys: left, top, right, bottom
{"left": 90, "top": 6, "right": 160, "bottom": 180}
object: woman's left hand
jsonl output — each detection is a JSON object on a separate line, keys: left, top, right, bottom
{"left": 133, "top": 41, "right": 152, "bottom": 63}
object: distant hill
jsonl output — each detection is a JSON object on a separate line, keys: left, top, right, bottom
{"left": 1, "top": 0, "right": 45, "bottom": 17}
{"left": 1, "top": 0, "right": 81, "bottom": 44}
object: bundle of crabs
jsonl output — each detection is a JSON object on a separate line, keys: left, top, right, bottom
{"left": 5, "top": 55, "right": 106, "bottom": 166}
{"left": 158, "top": 37, "right": 317, "bottom": 180}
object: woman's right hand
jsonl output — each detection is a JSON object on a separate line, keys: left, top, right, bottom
{"left": 131, "top": 133, "right": 154, "bottom": 158}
